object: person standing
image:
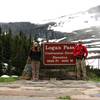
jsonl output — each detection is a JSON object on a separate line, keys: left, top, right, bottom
{"left": 28, "top": 41, "right": 41, "bottom": 81}
{"left": 73, "top": 40, "right": 88, "bottom": 80}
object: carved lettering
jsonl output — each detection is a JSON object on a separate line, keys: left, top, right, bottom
{"left": 45, "top": 45, "right": 62, "bottom": 51}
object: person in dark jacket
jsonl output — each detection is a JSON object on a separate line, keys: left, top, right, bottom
{"left": 73, "top": 40, "right": 88, "bottom": 80}
{"left": 28, "top": 41, "right": 41, "bottom": 81}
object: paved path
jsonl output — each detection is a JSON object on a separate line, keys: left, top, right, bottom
{"left": 0, "top": 80, "right": 100, "bottom": 100}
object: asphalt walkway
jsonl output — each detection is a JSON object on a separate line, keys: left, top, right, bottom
{"left": 0, "top": 80, "right": 100, "bottom": 100}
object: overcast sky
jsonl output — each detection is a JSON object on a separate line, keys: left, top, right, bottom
{"left": 0, "top": 0, "right": 100, "bottom": 23}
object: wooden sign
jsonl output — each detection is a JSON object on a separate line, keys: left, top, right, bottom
{"left": 43, "top": 43, "right": 76, "bottom": 65}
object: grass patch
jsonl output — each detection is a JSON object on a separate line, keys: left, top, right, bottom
{"left": 88, "top": 72, "right": 100, "bottom": 82}
{"left": 58, "top": 96, "right": 71, "bottom": 100}
{"left": 0, "top": 77, "right": 19, "bottom": 82}
{"left": 89, "top": 76, "right": 100, "bottom": 82}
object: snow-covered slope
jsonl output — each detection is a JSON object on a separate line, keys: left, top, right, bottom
{"left": 39, "top": 5, "right": 100, "bottom": 33}
{"left": 50, "top": 11, "right": 100, "bottom": 32}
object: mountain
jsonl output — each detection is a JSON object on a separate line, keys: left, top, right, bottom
{"left": 49, "top": 5, "right": 100, "bottom": 32}
{"left": 1, "top": 5, "right": 100, "bottom": 40}
{"left": 88, "top": 5, "right": 100, "bottom": 14}
{"left": 0, "top": 22, "right": 67, "bottom": 40}
{"left": 0, "top": 22, "right": 36, "bottom": 36}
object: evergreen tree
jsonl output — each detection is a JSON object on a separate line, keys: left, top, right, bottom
{"left": 0, "top": 28, "right": 32, "bottom": 76}
{"left": 11, "top": 31, "right": 31, "bottom": 75}
{"left": 0, "top": 27, "right": 2, "bottom": 35}
{"left": 0, "top": 27, "right": 2, "bottom": 62}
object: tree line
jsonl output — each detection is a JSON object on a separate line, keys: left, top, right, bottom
{"left": 0, "top": 27, "right": 32, "bottom": 76}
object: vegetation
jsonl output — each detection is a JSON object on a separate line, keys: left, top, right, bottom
{"left": 58, "top": 96, "right": 71, "bottom": 100}
{"left": 0, "top": 77, "right": 19, "bottom": 82}
{"left": 87, "top": 68, "right": 100, "bottom": 82}
{"left": 0, "top": 27, "right": 32, "bottom": 76}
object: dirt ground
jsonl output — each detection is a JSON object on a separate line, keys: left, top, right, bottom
{"left": 0, "top": 80, "right": 100, "bottom": 100}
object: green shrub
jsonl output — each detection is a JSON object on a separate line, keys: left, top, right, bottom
{"left": 58, "top": 96, "right": 71, "bottom": 100}
{"left": 0, "top": 77, "right": 19, "bottom": 82}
